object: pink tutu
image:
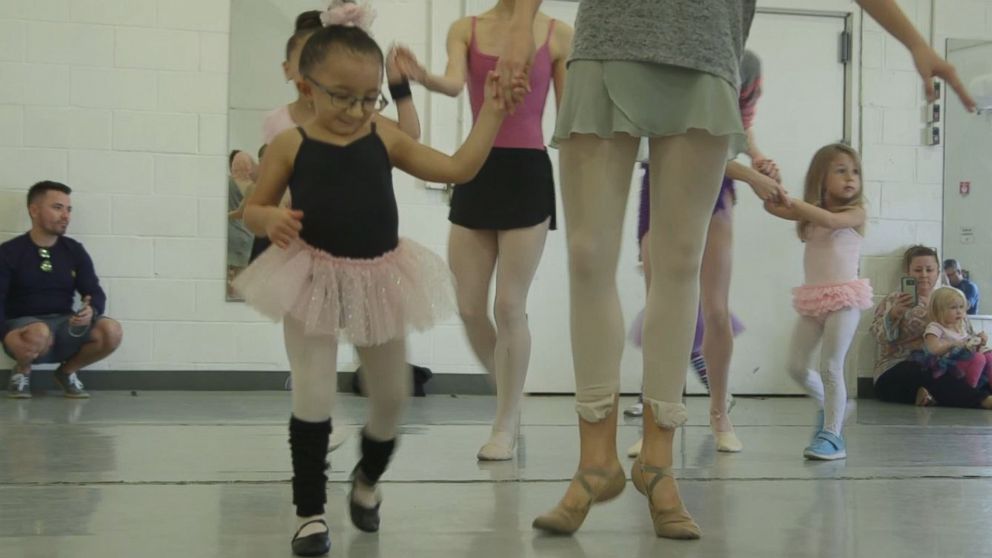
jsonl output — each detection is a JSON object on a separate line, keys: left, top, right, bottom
{"left": 232, "top": 238, "right": 455, "bottom": 346}
{"left": 792, "top": 278, "right": 873, "bottom": 317}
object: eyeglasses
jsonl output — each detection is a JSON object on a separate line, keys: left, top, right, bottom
{"left": 305, "top": 76, "right": 389, "bottom": 113}
{"left": 38, "top": 247, "right": 52, "bottom": 272}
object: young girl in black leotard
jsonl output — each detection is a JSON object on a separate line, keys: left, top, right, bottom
{"left": 234, "top": 24, "right": 516, "bottom": 557}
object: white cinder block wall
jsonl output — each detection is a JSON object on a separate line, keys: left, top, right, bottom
{"left": 0, "top": 0, "right": 246, "bottom": 372}
{"left": 0, "top": 0, "right": 989, "bottom": 385}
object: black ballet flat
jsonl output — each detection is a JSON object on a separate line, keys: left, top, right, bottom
{"left": 349, "top": 498, "right": 381, "bottom": 533}
{"left": 291, "top": 519, "right": 331, "bottom": 557}
{"left": 349, "top": 470, "right": 381, "bottom": 533}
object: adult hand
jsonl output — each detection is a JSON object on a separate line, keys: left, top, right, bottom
{"left": 385, "top": 45, "right": 404, "bottom": 85}
{"left": 910, "top": 43, "right": 976, "bottom": 111}
{"left": 495, "top": 23, "right": 534, "bottom": 111}
{"left": 753, "top": 157, "right": 781, "bottom": 183}
{"left": 3, "top": 330, "right": 41, "bottom": 363}
{"left": 889, "top": 292, "right": 914, "bottom": 320}
{"left": 70, "top": 295, "right": 93, "bottom": 328}
{"left": 483, "top": 70, "right": 529, "bottom": 114}
{"left": 392, "top": 45, "right": 427, "bottom": 84}
{"left": 748, "top": 172, "right": 790, "bottom": 207}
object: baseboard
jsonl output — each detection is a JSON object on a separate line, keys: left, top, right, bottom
{"left": 3, "top": 369, "right": 881, "bottom": 398}
{"left": 857, "top": 377, "right": 875, "bottom": 399}
{"left": 1, "top": 369, "right": 498, "bottom": 395}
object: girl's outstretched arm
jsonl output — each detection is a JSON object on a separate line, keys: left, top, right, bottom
{"left": 788, "top": 200, "right": 866, "bottom": 230}
{"left": 382, "top": 73, "right": 508, "bottom": 184}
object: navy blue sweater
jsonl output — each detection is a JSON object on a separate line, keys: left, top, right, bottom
{"left": 0, "top": 233, "right": 107, "bottom": 338}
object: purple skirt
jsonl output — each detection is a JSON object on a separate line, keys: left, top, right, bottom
{"left": 631, "top": 162, "right": 743, "bottom": 351}
{"left": 637, "top": 162, "right": 735, "bottom": 244}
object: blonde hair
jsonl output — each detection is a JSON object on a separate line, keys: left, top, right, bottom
{"left": 797, "top": 143, "right": 865, "bottom": 240}
{"left": 928, "top": 286, "right": 968, "bottom": 332}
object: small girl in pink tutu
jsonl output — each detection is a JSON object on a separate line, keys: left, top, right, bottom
{"left": 234, "top": 23, "right": 515, "bottom": 556}
{"left": 764, "top": 143, "right": 872, "bottom": 461}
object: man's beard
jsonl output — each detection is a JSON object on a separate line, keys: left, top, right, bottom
{"left": 45, "top": 223, "right": 67, "bottom": 236}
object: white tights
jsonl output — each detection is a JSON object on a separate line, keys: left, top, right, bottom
{"left": 786, "top": 307, "right": 862, "bottom": 435}
{"left": 559, "top": 130, "right": 731, "bottom": 428}
{"left": 284, "top": 317, "right": 410, "bottom": 441}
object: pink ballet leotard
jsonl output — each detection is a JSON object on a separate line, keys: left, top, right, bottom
{"left": 262, "top": 105, "right": 296, "bottom": 145}
{"left": 466, "top": 16, "right": 554, "bottom": 149}
{"left": 792, "top": 225, "right": 873, "bottom": 317}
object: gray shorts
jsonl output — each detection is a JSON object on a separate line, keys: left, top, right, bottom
{"left": 3, "top": 314, "right": 106, "bottom": 364}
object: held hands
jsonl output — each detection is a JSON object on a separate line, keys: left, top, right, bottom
{"left": 753, "top": 157, "right": 781, "bottom": 183}
{"left": 266, "top": 208, "right": 304, "bottom": 248}
{"left": 391, "top": 42, "right": 528, "bottom": 111}
{"left": 751, "top": 157, "right": 789, "bottom": 208}
{"left": 484, "top": 70, "right": 529, "bottom": 114}
{"left": 70, "top": 295, "right": 93, "bottom": 328}
{"left": 749, "top": 172, "right": 790, "bottom": 207}
{"left": 495, "top": 23, "right": 534, "bottom": 111}
{"left": 910, "top": 44, "right": 976, "bottom": 112}
{"left": 391, "top": 45, "right": 427, "bottom": 85}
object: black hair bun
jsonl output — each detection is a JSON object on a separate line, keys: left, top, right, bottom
{"left": 295, "top": 10, "right": 322, "bottom": 32}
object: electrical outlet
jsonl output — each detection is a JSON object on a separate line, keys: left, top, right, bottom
{"left": 924, "top": 126, "right": 940, "bottom": 146}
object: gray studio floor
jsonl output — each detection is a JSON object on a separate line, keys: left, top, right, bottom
{"left": 2, "top": 391, "right": 992, "bottom": 558}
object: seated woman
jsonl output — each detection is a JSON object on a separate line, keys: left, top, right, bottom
{"left": 871, "top": 245, "right": 992, "bottom": 408}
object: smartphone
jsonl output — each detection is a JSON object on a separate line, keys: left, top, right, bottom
{"left": 900, "top": 277, "right": 918, "bottom": 306}
{"left": 74, "top": 296, "right": 90, "bottom": 317}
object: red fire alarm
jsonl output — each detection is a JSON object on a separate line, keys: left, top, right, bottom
{"left": 960, "top": 181, "right": 971, "bottom": 196}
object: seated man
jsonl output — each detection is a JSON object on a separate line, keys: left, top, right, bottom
{"left": 2, "top": 181, "right": 123, "bottom": 398}
{"left": 944, "top": 258, "right": 981, "bottom": 315}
